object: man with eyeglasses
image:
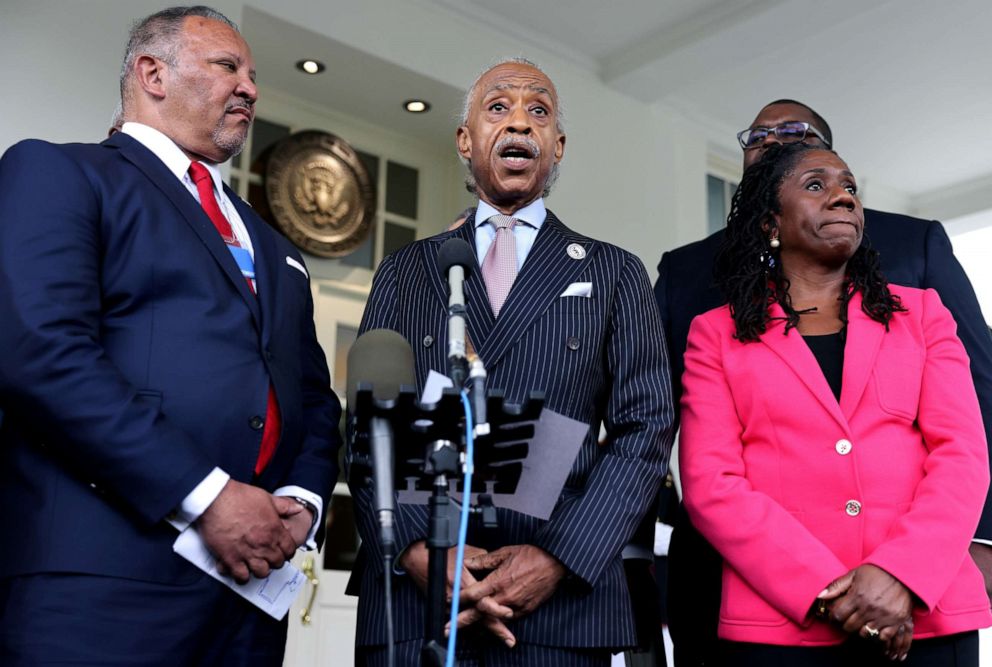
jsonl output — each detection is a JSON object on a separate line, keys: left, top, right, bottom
{"left": 652, "top": 99, "right": 992, "bottom": 666}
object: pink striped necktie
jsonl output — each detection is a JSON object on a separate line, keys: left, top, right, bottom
{"left": 481, "top": 214, "right": 519, "bottom": 316}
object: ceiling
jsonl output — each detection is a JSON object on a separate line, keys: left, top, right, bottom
{"left": 425, "top": 0, "right": 992, "bottom": 199}
{"left": 239, "top": 1, "right": 991, "bottom": 202}
{"left": 243, "top": 7, "right": 464, "bottom": 150}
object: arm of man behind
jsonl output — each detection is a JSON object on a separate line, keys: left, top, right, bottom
{"left": 921, "top": 222, "right": 992, "bottom": 532}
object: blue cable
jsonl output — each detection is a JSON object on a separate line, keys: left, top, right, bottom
{"left": 445, "top": 390, "right": 475, "bottom": 667}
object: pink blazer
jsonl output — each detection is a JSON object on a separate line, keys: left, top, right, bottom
{"left": 680, "top": 285, "right": 991, "bottom": 646}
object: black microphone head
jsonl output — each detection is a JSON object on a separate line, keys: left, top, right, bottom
{"left": 438, "top": 237, "right": 475, "bottom": 278}
{"left": 346, "top": 329, "right": 416, "bottom": 406}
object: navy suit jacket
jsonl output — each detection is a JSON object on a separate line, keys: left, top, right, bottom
{"left": 655, "top": 209, "right": 992, "bottom": 664}
{"left": 0, "top": 134, "right": 341, "bottom": 585}
{"left": 351, "top": 211, "right": 674, "bottom": 648}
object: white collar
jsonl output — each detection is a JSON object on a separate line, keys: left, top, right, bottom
{"left": 121, "top": 122, "right": 224, "bottom": 192}
{"left": 474, "top": 198, "right": 547, "bottom": 230}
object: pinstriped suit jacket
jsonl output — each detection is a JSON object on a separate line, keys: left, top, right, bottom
{"left": 351, "top": 210, "right": 674, "bottom": 649}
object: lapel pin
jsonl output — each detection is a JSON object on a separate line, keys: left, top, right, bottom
{"left": 567, "top": 243, "right": 586, "bottom": 260}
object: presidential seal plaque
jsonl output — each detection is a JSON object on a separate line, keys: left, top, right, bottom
{"left": 265, "top": 130, "right": 376, "bottom": 258}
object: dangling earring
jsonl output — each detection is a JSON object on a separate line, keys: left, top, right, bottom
{"left": 769, "top": 235, "right": 781, "bottom": 249}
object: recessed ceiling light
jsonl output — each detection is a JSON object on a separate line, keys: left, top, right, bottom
{"left": 404, "top": 100, "right": 431, "bottom": 113}
{"left": 295, "top": 59, "right": 325, "bottom": 75}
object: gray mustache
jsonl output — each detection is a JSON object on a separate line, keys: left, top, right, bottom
{"left": 495, "top": 136, "right": 540, "bottom": 158}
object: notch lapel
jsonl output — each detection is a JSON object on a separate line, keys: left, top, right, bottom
{"left": 759, "top": 302, "right": 847, "bottom": 430}
{"left": 109, "top": 134, "right": 260, "bottom": 328}
{"left": 839, "top": 291, "right": 885, "bottom": 419}
{"left": 477, "top": 212, "right": 597, "bottom": 371}
{"left": 421, "top": 215, "right": 495, "bottom": 351}
{"left": 228, "top": 191, "right": 277, "bottom": 342}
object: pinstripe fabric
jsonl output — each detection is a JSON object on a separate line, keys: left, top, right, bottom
{"left": 350, "top": 210, "right": 674, "bottom": 651}
{"left": 358, "top": 637, "right": 612, "bottom": 666}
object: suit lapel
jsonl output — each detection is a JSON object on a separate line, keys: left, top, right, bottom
{"left": 759, "top": 302, "right": 847, "bottom": 429}
{"left": 108, "top": 134, "right": 260, "bottom": 327}
{"left": 839, "top": 291, "right": 885, "bottom": 419}
{"left": 421, "top": 214, "right": 495, "bottom": 351}
{"left": 228, "top": 190, "right": 276, "bottom": 341}
{"left": 477, "top": 211, "right": 597, "bottom": 371}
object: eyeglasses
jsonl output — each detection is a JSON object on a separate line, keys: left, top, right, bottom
{"left": 736, "top": 122, "right": 831, "bottom": 150}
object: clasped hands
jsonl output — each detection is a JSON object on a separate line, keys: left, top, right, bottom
{"left": 399, "top": 541, "right": 567, "bottom": 648}
{"left": 195, "top": 480, "right": 313, "bottom": 583}
{"left": 815, "top": 564, "right": 914, "bottom": 661}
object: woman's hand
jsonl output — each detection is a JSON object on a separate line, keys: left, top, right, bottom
{"left": 818, "top": 564, "right": 915, "bottom": 660}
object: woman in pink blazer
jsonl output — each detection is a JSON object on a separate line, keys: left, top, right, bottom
{"left": 680, "top": 142, "right": 991, "bottom": 666}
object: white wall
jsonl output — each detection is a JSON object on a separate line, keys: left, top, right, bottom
{"left": 0, "top": 0, "right": 712, "bottom": 278}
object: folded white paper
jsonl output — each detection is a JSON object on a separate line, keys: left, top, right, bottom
{"left": 173, "top": 527, "right": 305, "bottom": 620}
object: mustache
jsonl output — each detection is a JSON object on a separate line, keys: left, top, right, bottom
{"left": 495, "top": 135, "right": 540, "bottom": 157}
{"left": 226, "top": 99, "right": 254, "bottom": 114}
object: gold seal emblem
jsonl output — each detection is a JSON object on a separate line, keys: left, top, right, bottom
{"left": 265, "top": 130, "right": 376, "bottom": 258}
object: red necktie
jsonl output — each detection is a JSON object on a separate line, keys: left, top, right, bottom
{"left": 189, "top": 161, "right": 281, "bottom": 474}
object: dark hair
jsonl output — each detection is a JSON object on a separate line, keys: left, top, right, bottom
{"left": 765, "top": 98, "right": 833, "bottom": 147}
{"left": 715, "top": 142, "right": 903, "bottom": 342}
{"left": 120, "top": 6, "right": 238, "bottom": 112}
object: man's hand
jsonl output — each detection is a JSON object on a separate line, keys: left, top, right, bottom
{"left": 818, "top": 564, "right": 914, "bottom": 661}
{"left": 196, "top": 480, "right": 297, "bottom": 584}
{"left": 969, "top": 542, "right": 992, "bottom": 601}
{"left": 274, "top": 496, "right": 313, "bottom": 548}
{"left": 399, "top": 541, "right": 516, "bottom": 646}
{"left": 461, "top": 545, "right": 567, "bottom": 620}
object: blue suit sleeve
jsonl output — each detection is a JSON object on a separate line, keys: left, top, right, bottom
{"left": 0, "top": 140, "right": 215, "bottom": 525}
{"left": 280, "top": 251, "right": 342, "bottom": 537}
{"left": 922, "top": 221, "right": 992, "bottom": 538}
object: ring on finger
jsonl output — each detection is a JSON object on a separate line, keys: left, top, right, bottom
{"left": 863, "top": 624, "right": 880, "bottom": 640}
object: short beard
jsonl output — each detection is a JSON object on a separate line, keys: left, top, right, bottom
{"left": 211, "top": 121, "right": 249, "bottom": 160}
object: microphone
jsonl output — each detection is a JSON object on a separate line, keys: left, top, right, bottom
{"left": 347, "top": 329, "right": 415, "bottom": 559}
{"left": 437, "top": 238, "right": 475, "bottom": 386}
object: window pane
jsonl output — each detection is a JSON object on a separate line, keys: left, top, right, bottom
{"left": 322, "top": 493, "right": 360, "bottom": 570}
{"left": 386, "top": 160, "right": 418, "bottom": 219}
{"left": 383, "top": 222, "right": 416, "bottom": 258}
{"left": 250, "top": 118, "right": 291, "bottom": 175}
{"left": 340, "top": 223, "right": 375, "bottom": 270}
{"left": 707, "top": 174, "right": 727, "bottom": 234}
{"left": 229, "top": 176, "right": 240, "bottom": 193}
{"left": 356, "top": 149, "right": 379, "bottom": 185}
{"left": 333, "top": 324, "right": 359, "bottom": 400}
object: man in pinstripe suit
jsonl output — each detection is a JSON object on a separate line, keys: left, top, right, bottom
{"left": 351, "top": 59, "right": 674, "bottom": 665}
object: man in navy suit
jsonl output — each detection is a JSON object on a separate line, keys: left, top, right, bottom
{"left": 657, "top": 99, "right": 992, "bottom": 666}
{"left": 0, "top": 7, "right": 340, "bottom": 666}
{"left": 353, "top": 59, "right": 674, "bottom": 665}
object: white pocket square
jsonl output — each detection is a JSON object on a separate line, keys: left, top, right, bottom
{"left": 286, "top": 256, "right": 309, "bottom": 279}
{"left": 560, "top": 281, "right": 592, "bottom": 298}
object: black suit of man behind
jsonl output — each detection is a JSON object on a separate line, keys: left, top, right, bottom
{"left": 657, "top": 209, "right": 992, "bottom": 666}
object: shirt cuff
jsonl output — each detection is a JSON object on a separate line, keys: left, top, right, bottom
{"left": 972, "top": 538, "right": 992, "bottom": 547}
{"left": 168, "top": 467, "right": 230, "bottom": 531}
{"left": 654, "top": 521, "right": 674, "bottom": 557}
{"left": 274, "top": 485, "right": 323, "bottom": 551}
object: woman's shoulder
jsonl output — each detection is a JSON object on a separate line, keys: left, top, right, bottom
{"left": 886, "top": 282, "right": 945, "bottom": 311}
